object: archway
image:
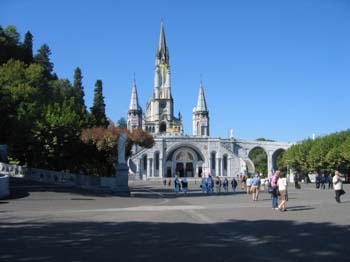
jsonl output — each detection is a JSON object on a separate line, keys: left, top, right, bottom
{"left": 160, "top": 122, "right": 166, "bottom": 133}
{"left": 272, "top": 149, "right": 286, "bottom": 173}
{"left": 166, "top": 145, "right": 205, "bottom": 178}
{"left": 248, "top": 147, "right": 268, "bottom": 177}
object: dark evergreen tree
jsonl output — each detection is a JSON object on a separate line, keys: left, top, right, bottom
{"left": 73, "top": 67, "right": 87, "bottom": 115}
{"left": 90, "top": 80, "right": 108, "bottom": 127}
{"left": 34, "top": 44, "right": 54, "bottom": 79}
{"left": 0, "top": 25, "right": 21, "bottom": 64}
{"left": 22, "top": 31, "right": 33, "bottom": 64}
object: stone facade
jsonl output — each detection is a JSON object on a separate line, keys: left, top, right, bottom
{"left": 127, "top": 22, "right": 291, "bottom": 179}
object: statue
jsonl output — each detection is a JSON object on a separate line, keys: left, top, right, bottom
{"left": 117, "top": 133, "right": 127, "bottom": 165}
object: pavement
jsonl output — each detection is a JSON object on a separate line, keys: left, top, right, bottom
{"left": 1, "top": 177, "right": 350, "bottom": 262}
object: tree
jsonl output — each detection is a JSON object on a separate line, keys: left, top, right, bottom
{"left": 0, "top": 25, "right": 22, "bottom": 64}
{"left": 32, "top": 98, "right": 83, "bottom": 171}
{"left": 90, "top": 80, "right": 108, "bottom": 127}
{"left": 117, "top": 117, "right": 127, "bottom": 128}
{"left": 0, "top": 59, "right": 43, "bottom": 162}
{"left": 249, "top": 147, "right": 267, "bottom": 175}
{"left": 81, "top": 127, "right": 154, "bottom": 176}
{"left": 72, "top": 67, "right": 88, "bottom": 125}
{"left": 34, "top": 44, "right": 54, "bottom": 80}
{"left": 22, "top": 31, "right": 33, "bottom": 64}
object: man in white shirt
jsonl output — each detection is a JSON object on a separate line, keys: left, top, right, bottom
{"left": 333, "top": 170, "right": 346, "bottom": 203}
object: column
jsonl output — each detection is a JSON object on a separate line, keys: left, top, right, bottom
{"left": 159, "top": 158, "right": 163, "bottom": 177}
{"left": 147, "top": 158, "right": 152, "bottom": 178}
{"left": 267, "top": 152, "right": 273, "bottom": 178}
{"left": 221, "top": 158, "right": 225, "bottom": 176}
{"left": 138, "top": 159, "right": 142, "bottom": 179}
{"left": 216, "top": 158, "right": 220, "bottom": 176}
{"left": 228, "top": 157, "right": 231, "bottom": 177}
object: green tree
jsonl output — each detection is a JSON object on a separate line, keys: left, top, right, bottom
{"left": 0, "top": 25, "right": 22, "bottom": 64}
{"left": 117, "top": 117, "right": 127, "bottom": 128}
{"left": 72, "top": 67, "right": 88, "bottom": 125}
{"left": 0, "top": 59, "right": 43, "bottom": 162}
{"left": 249, "top": 147, "right": 267, "bottom": 175}
{"left": 90, "top": 80, "right": 107, "bottom": 127}
{"left": 34, "top": 44, "right": 54, "bottom": 80}
{"left": 22, "top": 31, "right": 33, "bottom": 64}
{"left": 32, "top": 98, "right": 82, "bottom": 170}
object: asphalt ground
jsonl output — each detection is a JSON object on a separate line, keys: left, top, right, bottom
{"left": 1, "top": 177, "right": 350, "bottom": 262}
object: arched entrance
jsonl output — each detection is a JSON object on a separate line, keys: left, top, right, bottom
{"left": 175, "top": 150, "right": 194, "bottom": 177}
{"left": 160, "top": 122, "right": 166, "bottom": 133}
{"left": 166, "top": 145, "right": 205, "bottom": 178}
{"left": 248, "top": 147, "right": 268, "bottom": 176}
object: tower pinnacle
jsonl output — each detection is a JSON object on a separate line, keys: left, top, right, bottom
{"left": 156, "top": 21, "right": 169, "bottom": 65}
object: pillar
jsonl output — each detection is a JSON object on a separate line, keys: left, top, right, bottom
{"left": 147, "top": 158, "right": 152, "bottom": 178}
{"left": 159, "top": 158, "right": 163, "bottom": 177}
{"left": 267, "top": 152, "right": 273, "bottom": 178}
{"left": 216, "top": 158, "right": 220, "bottom": 176}
{"left": 138, "top": 158, "right": 142, "bottom": 179}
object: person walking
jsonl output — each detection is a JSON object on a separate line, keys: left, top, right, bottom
{"left": 231, "top": 177, "right": 238, "bottom": 192}
{"left": 251, "top": 175, "right": 261, "bottom": 201}
{"left": 174, "top": 176, "right": 181, "bottom": 195}
{"left": 207, "top": 175, "right": 213, "bottom": 194}
{"left": 277, "top": 172, "right": 288, "bottom": 211}
{"left": 320, "top": 173, "right": 326, "bottom": 190}
{"left": 270, "top": 170, "right": 280, "bottom": 210}
{"left": 246, "top": 176, "right": 252, "bottom": 195}
{"left": 201, "top": 176, "right": 207, "bottom": 193}
{"left": 327, "top": 174, "right": 333, "bottom": 189}
{"left": 215, "top": 176, "right": 222, "bottom": 193}
{"left": 181, "top": 177, "right": 188, "bottom": 196}
{"left": 223, "top": 177, "right": 229, "bottom": 193}
{"left": 333, "top": 170, "right": 346, "bottom": 203}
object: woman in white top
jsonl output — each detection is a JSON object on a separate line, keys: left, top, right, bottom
{"left": 277, "top": 172, "right": 288, "bottom": 211}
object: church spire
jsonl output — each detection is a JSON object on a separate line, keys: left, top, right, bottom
{"left": 193, "top": 81, "right": 209, "bottom": 136}
{"left": 129, "top": 78, "right": 140, "bottom": 111}
{"left": 196, "top": 81, "right": 208, "bottom": 112}
{"left": 127, "top": 78, "right": 142, "bottom": 131}
{"left": 156, "top": 20, "right": 169, "bottom": 65}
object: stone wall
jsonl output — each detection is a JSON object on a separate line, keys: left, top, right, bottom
{"left": 0, "top": 162, "right": 118, "bottom": 192}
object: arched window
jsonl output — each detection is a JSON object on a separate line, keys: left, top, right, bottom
{"left": 211, "top": 152, "right": 216, "bottom": 170}
{"left": 223, "top": 155, "right": 227, "bottom": 171}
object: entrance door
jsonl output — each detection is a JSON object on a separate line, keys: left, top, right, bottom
{"left": 185, "top": 163, "right": 193, "bottom": 177}
{"left": 176, "top": 163, "right": 184, "bottom": 177}
{"left": 198, "top": 167, "right": 203, "bottom": 177}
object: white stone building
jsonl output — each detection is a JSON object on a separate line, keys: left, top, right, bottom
{"left": 127, "top": 22, "right": 291, "bottom": 180}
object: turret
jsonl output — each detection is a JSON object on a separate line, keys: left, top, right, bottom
{"left": 127, "top": 79, "right": 142, "bottom": 131}
{"left": 193, "top": 81, "right": 209, "bottom": 136}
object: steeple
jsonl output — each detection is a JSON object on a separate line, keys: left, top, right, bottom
{"left": 129, "top": 79, "right": 140, "bottom": 111}
{"left": 127, "top": 78, "right": 142, "bottom": 131}
{"left": 195, "top": 81, "right": 208, "bottom": 112}
{"left": 193, "top": 81, "right": 209, "bottom": 136}
{"left": 156, "top": 20, "right": 169, "bottom": 65}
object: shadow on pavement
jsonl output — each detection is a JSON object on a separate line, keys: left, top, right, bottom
{"left": 0, "top": 219, "right": 349, "bottom": 262}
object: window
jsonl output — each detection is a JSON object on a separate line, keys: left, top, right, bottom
{"left": 155, "top": 152, "right": 159, "bottom": 170}
{"left": 211, "top": 152, "right": 216, "bottom": 170}
{"left": 223, "top": 155, "right": 227, "bottom": 171}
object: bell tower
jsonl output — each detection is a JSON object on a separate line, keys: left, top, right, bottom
{"left": 193, "top": 81, "right": 209, "bottom": 136}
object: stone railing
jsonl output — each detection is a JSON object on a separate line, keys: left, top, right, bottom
{"left": 0, "top": 162, "right": 119, "bottom": 193}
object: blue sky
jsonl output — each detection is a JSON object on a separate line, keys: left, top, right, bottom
{"left": 1, "top": 0, "right": 350, "bottom": 142}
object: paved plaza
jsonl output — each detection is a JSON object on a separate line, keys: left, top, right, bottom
{"left": 1, "top": 178, "right": 350, "bottom": 261}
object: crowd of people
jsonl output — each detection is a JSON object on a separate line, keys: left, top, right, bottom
{"left": 162, "top": 170, "right": 347, "bottom": 207}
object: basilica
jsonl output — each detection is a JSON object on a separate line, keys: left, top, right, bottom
{"left": 127, "top": 22, "right": 290, "bottom": 180}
